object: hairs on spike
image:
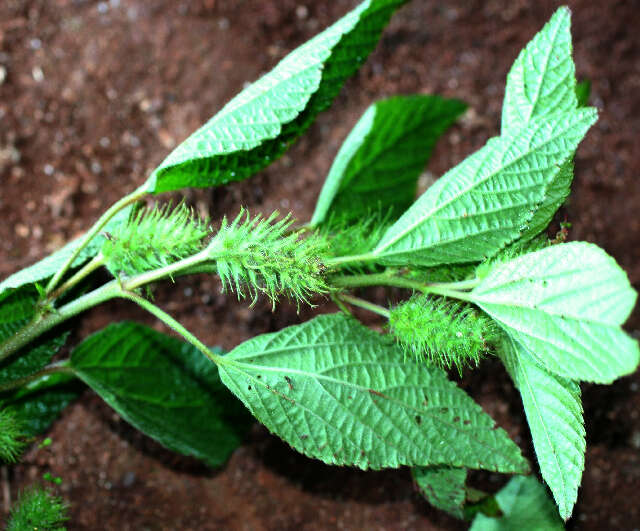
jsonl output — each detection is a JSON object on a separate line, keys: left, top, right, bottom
{"left": 206, "top": 209, "right": 329, "bottom": 308}
{"left": 388, "top": 295, "right": 500, "bottom": 373}
{"left": 101, "top": 202, "right": 210, "bottom": 278}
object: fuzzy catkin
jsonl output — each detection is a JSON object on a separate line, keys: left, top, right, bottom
{"left": 206, "top": 209, "right": 329, "bottom": 307}
{"left": 389, "top": 295, "right": 499, "bottom": 372}
{"left": 101, "top": 203, "right": 209, "bottom": 278}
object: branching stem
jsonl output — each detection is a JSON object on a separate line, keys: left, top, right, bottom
{"left": 48, "top": 253, "right": 106, "bottom": 301}
{"left": 338, "top": 294, "right": 390, "bottom": 318}
{"left": 44, "top": 184, "right": 148, "bottom": 295}
{"left": 330, "top": 272, "right": 476, "bottom": 302}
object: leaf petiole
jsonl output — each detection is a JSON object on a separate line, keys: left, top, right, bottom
{"left": 338, "top": 294, "right": 390, "bottom": 318}
{"left": 118, "top": 290, "right": 224, "bottom": 366}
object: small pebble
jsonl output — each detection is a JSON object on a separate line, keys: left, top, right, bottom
{"left": 15, "top": 224, "right": 29, "bottom": 238}
{"left": 44, "top": 163, "right": 54, "bottom": 176}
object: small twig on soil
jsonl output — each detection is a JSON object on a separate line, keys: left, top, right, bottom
{"left": 1, "top": 465, "right": 10, "bottom": 513}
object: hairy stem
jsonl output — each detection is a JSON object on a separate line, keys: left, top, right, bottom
{"left": 325, "top": 253, "right": 378, "bottom": 269}
{"left": 48, "top": 253, "right": 106, "bottom": 301}
{"left": 0, "top": 361, "right": 73, "bottom": 394}
{"left": 122, "top": 249, "right": 210, "bottom": 291}
{"left": 0, "top": 281, "right": 122, "bottom": 363}
{"left": 331, "top": 272, "right": 475, "bottom": 302}
{"left": 119, "top": 291, "right": 224, "bottom": 366}
{"left": 339, "top": 294, "right": 390, "bottom": 318}
{"left": 45, "top": 184, "right": 148, "bottom": 295}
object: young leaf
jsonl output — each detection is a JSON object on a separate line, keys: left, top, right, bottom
{"left": 501, "top": 335, "right": 584, "bottom": 521}
{"left": 69, "top": 322, "right": 252, "bottom": 468}
{"left": 501, "top": 7, "right": 576, "bottom": 133}
{"left": 470, "top": 242, "right": 639, "bottom": 383}
{"left": 145, "top": 0, "right": 407, "bottom": 194}
{"left": 0, "top": 205, "right": 132, "bottom": 297}
{"left": 218, "top": 313, "right": 528, "bottom": 473}
{"left": 412, "top": 466, "right": 467, "bottom": 519}
{"left": 470, "top": 476, "right": 563, "bottom": 530}
{"left": 372, "top": 109, "right": 597, "bottom": 266}
{"left": 311, "top": 95, "right": 466, "bottom": 225}
{"left": 0, "top": 287, "right": 69, "bottom": 385}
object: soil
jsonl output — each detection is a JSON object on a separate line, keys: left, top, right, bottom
{"left": 1, "top": 0, "right": 639, "bottom": 529}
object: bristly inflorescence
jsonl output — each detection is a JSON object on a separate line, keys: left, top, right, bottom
{"left": 316, "top": 209, "right": 391, "bottom": 262}
{"left": 388, "top": 295, "right": 500, "bottom": 373}
{"left": 0, "top": 408, "right": 26, "bottom": 464}
{"left": 102, "top": 202, "right": 210, "bottom": 278}
{"left": 206, "top": 209, "right": 329, "bottom": 308}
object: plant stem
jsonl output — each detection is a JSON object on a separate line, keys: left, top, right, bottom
{"left": 48, "top": 253, "right": 106, "bottom": 301}
{"left": 339, "top": 294, "right": 390, "bottom": 318}
{"left": 45, "top": 184, "right": 148, "bottom": 295}
{"left": 122, "top": 249, "right": 210, "bottom": 291}
{"left": 331, "top": 272, "right": 426, "bottom": 292}
{"left": 427, "top": 278, "right": 481, "bottom": 291}
{"left": 0, "top": 361, "right": 73, "bottom": 394}
{"left": 331, "top": 272, "right": 476, "bottom": 302}
{"left": 0, "top": 281, "right": 122, "bottom": 363}
{"left": 325, "top": 253, "right": 377, "bottom": 269}
{"left": 118, "top": 291, "right": 224, "bottom": 366}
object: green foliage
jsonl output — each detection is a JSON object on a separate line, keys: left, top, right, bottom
{"left": 501, "top": 336, "right": 584, "bottom": 520}
{"left": 471, "top": 242, "right": 639, "bottom": 383}
{"left": 1, "top": 372, "right": 82, "bottom": 436}
{"left": 412, "top": 466, "right": 467, "bottom": 519}
{"left": 0, "top": 4, "right": 636, "bottom": 526}
{"left": 69, "top": 322, "right": 252, "bottom": 468}
{"left": 218, "top": 314, "right": 528, "bottom": 473}
{"left": 575, "top": 79, "right": 591, "bottom": 107}
{"left": 0, "top": 287, "right": 69, "bottom": 385}
{"left": 470, "top": 476, "right": 563, "bottom": 530}
{"left": 102, "top": 203, "right": 209, "bottom": 278}
{"left": 0, "top": 408, "right": 26, "bottom": 463}
{"left": 7, "top": 486, "right": 69, "bottom": 531}
{"left": 206, "top": 210, "right": 329, "bottom": 306}
{"left": 388, "top": 296, "right": 499, "bottom": 373}
{"left": 0, "top": 206, "right": 132, "bottom": 298}
{"left": 371, "top": 109, "right": 596, "bottom": 267}
{"left": 316, "top": 209, "right": 391, "bottom": 261}
{"left": 145, "top": 0, "right": 407, "bottom": 194}
{"left": 501, "top": 7, "right": 577, "bottom": 132}
{"left": 311, "top": 95, "right": 466, "bottom": 225}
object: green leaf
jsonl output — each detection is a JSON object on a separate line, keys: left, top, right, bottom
{"left": 471, "top": 242, "right": 639, "bottom": 383}
{"left": 311, "top": 95, "right": 466, "bottom": 225}
{"left": 218, "top": 313, "right": 528, "bottom": 472}
{"left": 1, "top": 372, "right": 82, "bottom": 436}
{"left": 499, "top": 8, "right": 581, "bottom": 241}
{"left": 517, "top": 160, "right": 572, "bottom": 242}
{"left": 70, "top": 322, "right": 252, "bottom": 467}
{"left": 372, "top": 109, "right": 597, "bottom": 266}
{"left": 0, "top": 205, "right": 132, "bottom": 296}
{"left": 501, "top": 7, "right": 576, "bottom": 133}
{"left": 501, "top": 336, "right": 584, "bottom": 520}
{"left": 575, "top": 80, "right": 591, "bottom": 107}
{"left": 0, "top": 287, "right": 69, "bottom": 385}
{"left": 146, "top": 0, "right": 407, "bottom": 194}
{"left": 470, "top": 476, "right": 564, "bottom": 530}
{"left": 412, "top": 466, "right": 467, "bottom": 519}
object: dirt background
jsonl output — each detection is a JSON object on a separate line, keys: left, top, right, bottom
{"left": 1, "top": 0, "right": 639, "bottom": 529}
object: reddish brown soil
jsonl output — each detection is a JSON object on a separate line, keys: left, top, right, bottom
{"left": 1, "top": 1, "right": 639, "bottom": 529}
